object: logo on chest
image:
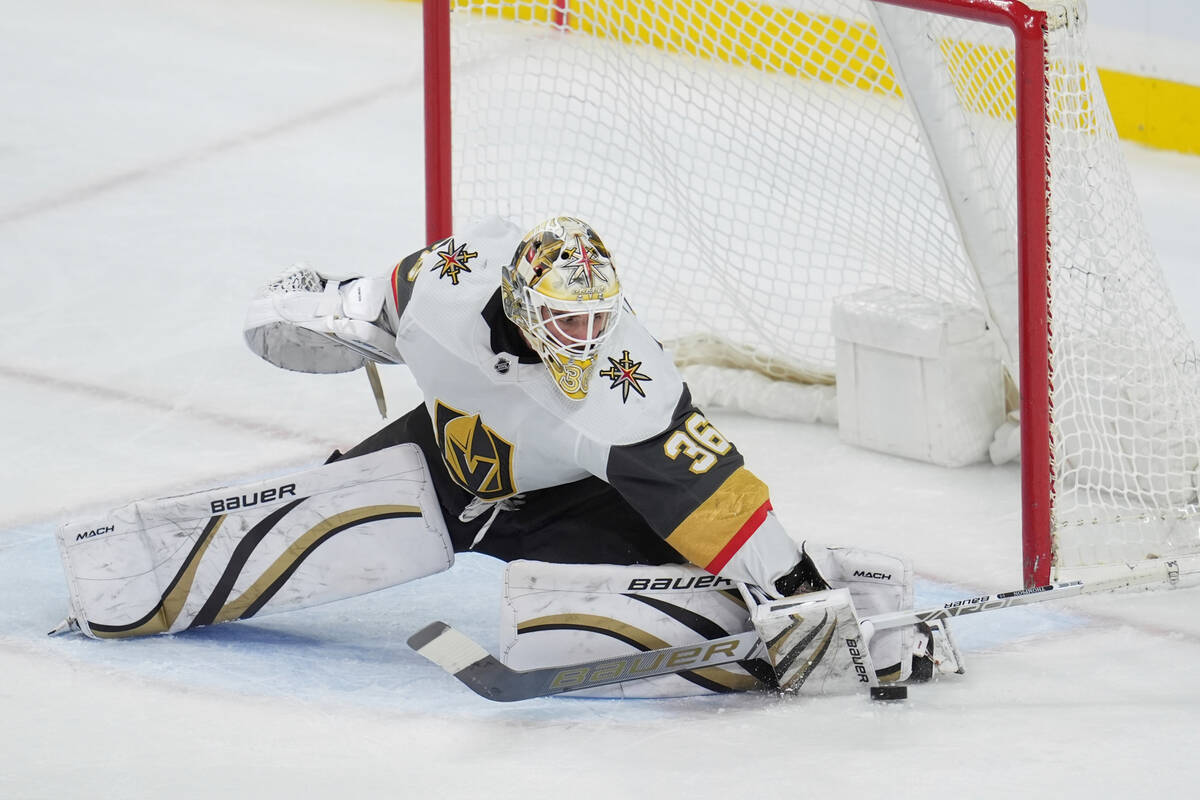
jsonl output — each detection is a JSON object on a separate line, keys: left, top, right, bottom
{"left": 434, "top": 400, "right": 517, "bottom": 500}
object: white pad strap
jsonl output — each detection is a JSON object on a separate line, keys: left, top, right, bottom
{"left": 501, "top": 561, "right": 762, "bottom": 698}
{"left": 57, "top": 445, "right": 451, "bottom": 638}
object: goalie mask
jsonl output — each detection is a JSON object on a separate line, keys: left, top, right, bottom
{"left": 502, "top": 216, "right": 623, "bottom": 400}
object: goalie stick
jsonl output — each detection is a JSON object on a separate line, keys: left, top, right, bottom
{"left": 407, "top": 561, "right": 1181, "bottom": 702}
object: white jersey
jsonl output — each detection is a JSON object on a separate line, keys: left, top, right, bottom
{"left": 390, "top": 217, "right": 677, "bottom": 493}
{"left": 381, "top": 216, "right": 795, "bottom": 579}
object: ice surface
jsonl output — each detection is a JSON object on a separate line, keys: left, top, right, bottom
{"left": 2, "top": 1, "right": 1199, "bottom": 797}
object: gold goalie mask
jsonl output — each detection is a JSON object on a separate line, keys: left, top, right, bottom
{"left": 501, "top": 216, "right": 623, "bottom": 400}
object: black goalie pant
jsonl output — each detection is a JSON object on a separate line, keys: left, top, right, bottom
{"left": 341, "top": 403, "right": 687, "bottom": 567}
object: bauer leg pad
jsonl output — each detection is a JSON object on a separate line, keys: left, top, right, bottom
{"left": 500, "top": 561, "right": 769, "bottom": 698}
{"left": 56, "top": 444, "right": 451, "bottom": 638}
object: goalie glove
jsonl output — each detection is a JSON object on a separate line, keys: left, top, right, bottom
{"left": 743, "top": 586, "right": 877, "bottom": 695}
{"left": 244, "top": 263, "right": 402, "bottom": 373}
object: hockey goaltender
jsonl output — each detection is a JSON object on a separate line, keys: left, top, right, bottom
{"left": 54, "top": 216, "right": 950, "bottom": 699}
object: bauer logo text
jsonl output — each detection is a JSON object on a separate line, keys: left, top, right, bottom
{"left": 548, "top": 639, "right": 741, "bottom": 690}
{"left": 210, "top": 484, "right": 297, "bottom": 514}
{"left": 626, "top": 575, "right": 733, "bottom": 592}
{"left": 846, "top": 637, "right": 871, "bottom": 683}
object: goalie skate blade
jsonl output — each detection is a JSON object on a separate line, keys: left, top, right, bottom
{"left": 870, "top": 685, "right": 908, "bottom": 701}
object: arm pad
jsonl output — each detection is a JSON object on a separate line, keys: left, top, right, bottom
{"left": 715, "top": 510, "right": 807, "bottom": 597}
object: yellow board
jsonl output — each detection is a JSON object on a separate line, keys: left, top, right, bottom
{"left": 1100, "top": 69, "right": 1200, "bottom": 155}
{"left": 443, "top": 0, "right": 1200, "bottom": 154}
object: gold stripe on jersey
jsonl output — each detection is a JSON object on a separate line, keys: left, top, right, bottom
{"left": 665, "top": 467, "right": 771, "bottom": 571}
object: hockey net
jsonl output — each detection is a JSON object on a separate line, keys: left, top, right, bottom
{"left": 425, "top": 0, "right": 1200, "bottom": 585}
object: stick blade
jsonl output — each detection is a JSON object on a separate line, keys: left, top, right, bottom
{"left": 407, "top": 621, "right": 531, "bottom": 702}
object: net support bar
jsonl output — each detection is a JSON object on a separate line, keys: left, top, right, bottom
{"left": 871, "top": 0, "right": 1053, "bottom": 587}
{"left": 424, "top": 0, "right": 453, "bottom": 244}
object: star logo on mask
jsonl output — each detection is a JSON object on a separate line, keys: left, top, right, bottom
{"left": 565, "top": 234, "right": 610, "bottom": 292}
{"left": 599, "top": 350, "right": 652, "bottom": 402}
{"left": 432, "top": 239, "right": 478, "bottom": 285}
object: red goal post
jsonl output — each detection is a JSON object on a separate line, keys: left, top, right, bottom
{"left": 422, "top": 0, "right": 1200, "bottom": 588}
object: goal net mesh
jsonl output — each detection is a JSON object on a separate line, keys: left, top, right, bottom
{"left": 444, "top": 0, "right": 1200, "bottom": 577}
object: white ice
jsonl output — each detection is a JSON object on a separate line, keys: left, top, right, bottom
{"left": 2, "top": 1, "right": 1200, "bottom": 797}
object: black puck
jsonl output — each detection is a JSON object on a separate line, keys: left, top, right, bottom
{"left": 870, "top": 685, "right": 908, "bottom": 701}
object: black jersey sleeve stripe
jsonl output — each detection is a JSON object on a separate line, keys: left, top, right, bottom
{"left": 605, "top": 386, "right": 746, "bottom": 539}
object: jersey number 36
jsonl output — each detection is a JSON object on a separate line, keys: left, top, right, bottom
{"left": 664, "top": 413, "right": 732, "bottom": 474}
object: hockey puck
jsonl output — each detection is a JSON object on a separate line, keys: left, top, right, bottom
{"left": 870, "top": 685, "right": 908, "bottom": 701}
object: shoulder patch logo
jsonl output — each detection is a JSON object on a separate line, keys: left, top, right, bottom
{"left": 434, "top": 400, "right": 517, "bottom": 500}
{"left": 431, "top": 239, "right": 478, "bottom": 285}
{"left": 599, "top": 350, "right": 653, "bottom": 402}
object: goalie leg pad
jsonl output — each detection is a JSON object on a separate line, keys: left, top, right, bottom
{"left": 501, "top": 561, "right": 768, "bottom": 698}
{"left": 809, "top": 545, "right": 915, "bottom": 681}
{"left": 56, "top": 444, "right": 452, "bottom": 638}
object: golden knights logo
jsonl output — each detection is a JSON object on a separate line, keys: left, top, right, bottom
{"left": 431, "top": 239, "right": 478, "bottom": 285}
{"left": 434, "top": 400, "right": 517, "bottom": 500}
{"left": 599, "top": 349, "right": 652, "bottom": 402}
{"left": 563, "top": 234, "right": 613, "bottom": 298}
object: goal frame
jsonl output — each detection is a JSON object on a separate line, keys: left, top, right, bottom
{"left": 421, "top": 0, "right": 1056, "bottom": 587}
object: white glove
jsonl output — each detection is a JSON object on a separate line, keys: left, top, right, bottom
{"left": 244, "top": 264, "right": 402, "bottom": 373}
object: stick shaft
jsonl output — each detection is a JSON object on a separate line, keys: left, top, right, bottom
{"left": 865, "top": 561, "right": 1179, "bottom": 637}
